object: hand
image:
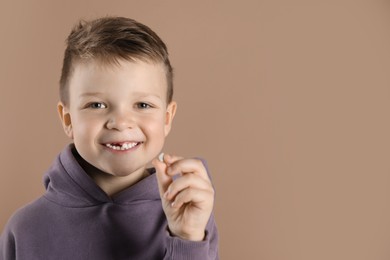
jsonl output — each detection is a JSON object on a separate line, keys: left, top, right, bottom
{"left": 152, "top": 154, "right": 215, "bottom": 241}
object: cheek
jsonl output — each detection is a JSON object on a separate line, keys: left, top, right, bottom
{"left": 142, "top": 116, "right": 166, "bottom": 136}
{"left": 72, "top": 115, "right": 101, "bottom": 139}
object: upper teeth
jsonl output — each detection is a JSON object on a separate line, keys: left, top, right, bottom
{"left": 106, "top": 142, "right": 138, "bottom": 150}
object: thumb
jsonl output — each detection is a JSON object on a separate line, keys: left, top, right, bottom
{"left": 152, "top": 156, "right": 172, "bottom": 198}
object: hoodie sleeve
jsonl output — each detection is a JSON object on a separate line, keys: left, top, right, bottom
{"left": 163, "top": 213, "right": 219, "bottom": 260}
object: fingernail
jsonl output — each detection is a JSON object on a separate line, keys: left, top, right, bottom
{"left": 171, "top": 201, "right": 175, "bottom": 207}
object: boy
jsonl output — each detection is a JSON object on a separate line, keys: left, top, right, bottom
{"left": 0, "top": 17, "right": 218, "bottom": 259}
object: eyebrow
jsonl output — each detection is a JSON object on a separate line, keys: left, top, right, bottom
{"left": 133, "top": 92, "right": 163, "bottom": 100}
{"left": 79, "top": 92, "right": 104, "bottom": 97}
{"left": 79, "top": 92, "right": 163, "bottom": 100}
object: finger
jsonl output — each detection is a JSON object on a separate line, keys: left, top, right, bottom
{"left": 164, "top": 173, "right": 212, "bottom": 201}
{"left": 171, "top": 187, "right": 214, "bottom": 209}
{"left": 162, "top": 154, "right": 184, "bottom": 166}
{"left": 151, "top": 157, "right": 172, "bottom": 198}
{"left": 166, "top": 158, "right": 210, "bottom": 181}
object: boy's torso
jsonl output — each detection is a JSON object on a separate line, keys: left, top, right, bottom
{"left": 2, "top": 144, "right": 168, "bottom": 260}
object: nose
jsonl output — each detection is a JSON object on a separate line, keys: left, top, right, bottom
{"left": 105, "top": 109, "right": 135, "bottom": 131}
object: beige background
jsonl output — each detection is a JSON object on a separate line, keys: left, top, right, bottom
{"left": 1, "top": 1, "right": 390, "bottom": 259}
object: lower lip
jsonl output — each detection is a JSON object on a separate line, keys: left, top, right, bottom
{"left": 101, "top": 142, "right": 142, "bottom": 154}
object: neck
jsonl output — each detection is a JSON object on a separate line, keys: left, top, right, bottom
{"left": 72, "top": 147, "right": 149, "bottom": 197}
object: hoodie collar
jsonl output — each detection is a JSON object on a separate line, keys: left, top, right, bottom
{"left": 43, "top": 144, "right": 160, "bottom": 208}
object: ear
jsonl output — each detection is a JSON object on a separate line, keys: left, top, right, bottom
{"left": 57, "top": 102, "right": 74, "bottom": 139}
{"left": 164, "top": 101, "right": 177, "bottom": 137}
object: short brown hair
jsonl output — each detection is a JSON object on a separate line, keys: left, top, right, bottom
{"left": 59, "top": 16, "right": 174, "bottom": 105}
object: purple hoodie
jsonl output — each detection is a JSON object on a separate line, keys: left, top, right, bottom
{"left": 0, "top": 144, "right": 219, "bottom": 259}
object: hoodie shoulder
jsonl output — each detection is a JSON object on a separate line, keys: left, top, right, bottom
{"left": 2, "top": 196, "right": 51, "bottom": 235}
{"left": 0, "top": 195, "right": 65, "bottom": 260}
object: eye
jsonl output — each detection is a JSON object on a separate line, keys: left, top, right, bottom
{"left": 87, "top": 102, "right": 107, "bottom": 109}
{"left": 136, "top": 102, "right": 152, "bottom": 109}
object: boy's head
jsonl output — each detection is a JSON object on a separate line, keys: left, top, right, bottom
{"left": 57, "top": 17, "right": 177, "bottom": 178}
{"left": 60, "top": 16, "right": 174, "bottom": 106}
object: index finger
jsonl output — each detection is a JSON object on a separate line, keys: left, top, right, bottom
{"left": 165, "top": 157, "right": 211, "bottom": 182}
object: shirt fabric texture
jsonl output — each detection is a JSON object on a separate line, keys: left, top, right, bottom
{"left": 0, "top": 144, "right": 219, "bottom": 260}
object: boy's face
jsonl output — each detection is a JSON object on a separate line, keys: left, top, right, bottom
{"left": 58, "top": 59, "right": 176, "bottom": 177}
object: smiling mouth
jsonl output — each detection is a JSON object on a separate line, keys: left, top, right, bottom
{"left": 104, "top": 142, "right": 141, "bottom": 151}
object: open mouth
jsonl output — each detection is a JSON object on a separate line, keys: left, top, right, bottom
{"left": 104, "top": 142, "right": 141, "bottom": 151}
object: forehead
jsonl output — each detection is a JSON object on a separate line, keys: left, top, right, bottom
{"left": 68, "top": 58, "right": 168, "bottom": 97}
